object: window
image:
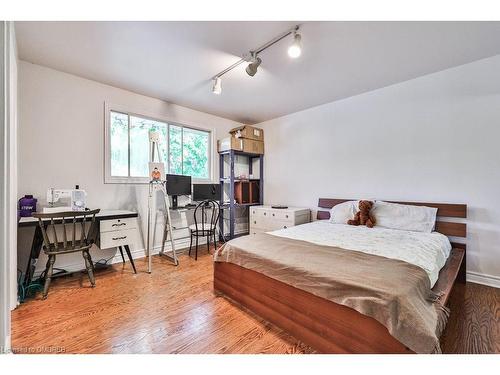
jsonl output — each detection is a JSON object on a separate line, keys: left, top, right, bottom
{"left": 106, "top": 109, "right": 211, "bottom": 183}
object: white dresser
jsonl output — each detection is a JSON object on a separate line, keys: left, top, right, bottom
{"left": 249, "top": 205, "right": 311, "bottom": 235}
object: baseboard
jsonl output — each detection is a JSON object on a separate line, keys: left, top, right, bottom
{"left": 467, "top": 271, "right": 500, "bottom": 289}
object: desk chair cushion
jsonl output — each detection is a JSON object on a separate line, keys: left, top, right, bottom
{"left": 189, "top": 223, "right": 216, "bottom": 232}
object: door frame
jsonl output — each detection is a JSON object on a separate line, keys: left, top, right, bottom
{"left": 0, "top": 20, "right": 17, "bottom": 354}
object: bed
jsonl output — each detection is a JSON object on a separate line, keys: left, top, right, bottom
{"left": 213, "top": 199, "right": 466, "bottom": 353}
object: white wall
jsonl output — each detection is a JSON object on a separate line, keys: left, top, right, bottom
{"left": 258, "top": 54, "right": 500, "bottom": 287}
{"left": 18, "top": 61, "right": 241, "bottom": 274}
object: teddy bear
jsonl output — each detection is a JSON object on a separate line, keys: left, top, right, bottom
{"left": 347, "top": 200, "right": 376, "bottom": 228}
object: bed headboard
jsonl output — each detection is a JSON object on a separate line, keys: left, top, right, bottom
{"left": 317, "top": 198, "right": 467, "bottom": 242}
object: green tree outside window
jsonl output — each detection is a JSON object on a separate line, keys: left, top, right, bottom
{"left": 110, "top": 111, "right": 210, "bottom": 180}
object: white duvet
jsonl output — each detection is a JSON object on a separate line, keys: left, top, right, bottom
{"left": 269, "top": 221, "right": 452, "bottom": 287}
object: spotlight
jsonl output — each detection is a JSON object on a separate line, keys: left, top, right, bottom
{"left": 212, "top": 77, "right": 222, "bottom": 95}
{"left": 245, "top": 57, "right": 262, "bottom": 77}
{"left": 210, "top": 25, "right": 302, "bottom": 93}
{"left": 288, "top": 32, "right": 302, "bottom": 58}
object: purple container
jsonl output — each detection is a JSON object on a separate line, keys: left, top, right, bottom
{"left": 19, "top": 195, "right": 37, "bottom": 217}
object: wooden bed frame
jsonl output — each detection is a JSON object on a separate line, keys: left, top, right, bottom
{"left": 214, "top": 199, "right": 467, "bottom": 353}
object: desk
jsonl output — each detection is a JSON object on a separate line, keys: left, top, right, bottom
{"left": 173, "top": 205, "right": 198, "bottom": 210}
{"left": 19, "top": 209, "right": 139, "bottom": 288}
{"left": 168, "top": 205, "right": 197, "bottom": 236}
{"left": 168, "top": 204, "right": 222, "bottom": 241}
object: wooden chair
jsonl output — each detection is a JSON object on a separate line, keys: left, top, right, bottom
{"left": 32, "top": 209, "right": 100, "bottom": 299}
{"left": 189, "top": 200, "right": 220, "bottom": 260}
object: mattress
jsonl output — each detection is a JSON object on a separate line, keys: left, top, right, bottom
{"left": 269, "top": 221, "right": 452, "bottom": 287}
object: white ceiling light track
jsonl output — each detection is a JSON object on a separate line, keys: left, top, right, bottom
{"left": 211, "top": 25, "right": 302, "bottom": 95}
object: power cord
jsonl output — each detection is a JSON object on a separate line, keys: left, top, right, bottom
{"left": 17, "top": 268, "right": 43, "bottom": 303}
{"left": 18, "top": 252, "right": 116, "bottom": 302}
{"left": 93, "top": 254, "right": 116, "bottom": 268}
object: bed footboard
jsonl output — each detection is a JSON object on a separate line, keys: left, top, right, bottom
{"left": 213, "top": 261, "right": 413, "bottom": 354}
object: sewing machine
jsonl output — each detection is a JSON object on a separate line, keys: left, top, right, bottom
{"left": 43, "top": 187, "right": 87, "bottom": 213}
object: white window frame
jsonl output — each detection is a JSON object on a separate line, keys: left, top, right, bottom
{"left": 104, "top": 102, "right": 213, "bottom": 184}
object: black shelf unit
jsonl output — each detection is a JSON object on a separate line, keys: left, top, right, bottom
{"left": 219, "top": 149, "right": 264, "bottom": 240}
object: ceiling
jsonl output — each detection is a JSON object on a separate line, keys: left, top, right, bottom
{"left": 15, "top": 21, "right": 500, "bottom": 124}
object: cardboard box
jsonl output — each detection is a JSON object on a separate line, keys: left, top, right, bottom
{"left": 218, "top": 137, "right": 264, "bottom": 155}
{"left": 229, "top": 125, "right": 264, "bottom": 141}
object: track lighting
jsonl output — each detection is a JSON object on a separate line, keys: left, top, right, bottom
{"left": 211, "top": 25, "right": 302, "bottom": 94}
{"left": 212, "top": 77, "right": 222, "bottom": 95}
{"left": 245, "top": 56, "right": 262, "bottom": 77}
{"left": 288, "top": 32, "right": 302, "bottom": 58}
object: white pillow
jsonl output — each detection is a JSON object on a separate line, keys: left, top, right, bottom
{"left": 329, "top": 201, "right": 358, "bottom": 224}
{"left": 372, "top": 201, "right": 437, "bottom": 233}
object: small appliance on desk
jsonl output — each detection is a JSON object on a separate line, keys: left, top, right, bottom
{"left": 43, "top": 185, "right": 87, "bottom": 213}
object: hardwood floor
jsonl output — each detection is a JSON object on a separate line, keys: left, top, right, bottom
{"left": 11, "top": 247, "right": 499, "bottom": 354}
{"left": 440, "top": 281, "right": 500, "bottom": 353}
{"left": 11, "top": 248, "right": 314, "bottom": 354}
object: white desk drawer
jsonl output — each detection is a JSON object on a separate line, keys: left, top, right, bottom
{"left": 100, "top": 218, "right": 137, "bottom": 233}
{"left": 100, "top": 228, "right": 137, "bottom": 249}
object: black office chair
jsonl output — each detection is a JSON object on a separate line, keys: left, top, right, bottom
{"left": 189, "top": 200, "right": 220, "bottom": 260}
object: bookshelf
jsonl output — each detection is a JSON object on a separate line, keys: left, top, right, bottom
{"left": 219, "top": 149, "right": 264, "bottom": 240}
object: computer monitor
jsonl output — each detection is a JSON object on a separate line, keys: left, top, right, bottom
{"left": 166, "top": 174, "right": 192, "bottom": 208}
{"left": 193, "top": 184, "right": 221, "bottom": 201}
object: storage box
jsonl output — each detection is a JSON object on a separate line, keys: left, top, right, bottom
{"left": 229, "top": 125, "right": 264, "bottom": 141}
{"left": 218, "top": 137, "right": 264, "bottom": 155}
{"left": 249, "top": 180, "right": 260, "bottom": 203}
{"left": 234, "top": 181, "right": 250, "bottom": 204}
